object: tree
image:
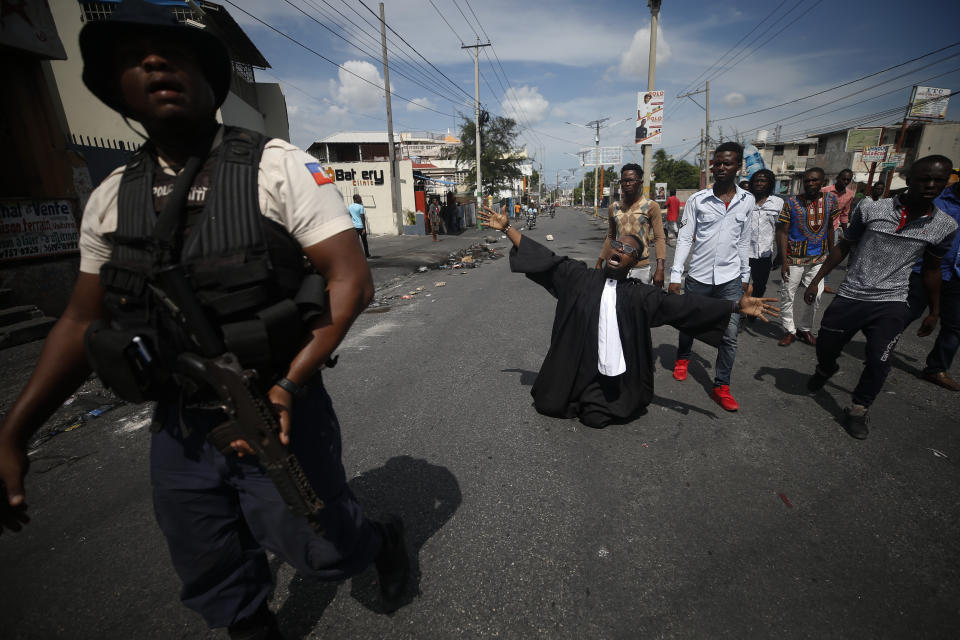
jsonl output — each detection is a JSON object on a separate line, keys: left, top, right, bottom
{"left": 456, "top": 115, "right": 524, "bottom": 195}
{"left": 651, "top": 149, "right": 700, "bottom": 191}
{"left": 576, "top": 166, "right": 618, "bottom": 204}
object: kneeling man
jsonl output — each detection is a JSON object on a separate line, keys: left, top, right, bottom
{"left": 478, "top": 208, "right": 778, "bottom": 428}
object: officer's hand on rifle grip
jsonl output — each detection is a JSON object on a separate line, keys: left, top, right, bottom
{"left": 268, "top": 385, "right": 294, "bottom": 446}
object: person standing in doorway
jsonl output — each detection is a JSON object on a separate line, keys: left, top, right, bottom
{"left": 669, "top": 142, "right": 755, "bottom": 411}
{"left": 428, "top": 195, "right": 441, "bottom": 242}
{"left": 350, "top": 193, "right": 371, "bottom": 258}
{"left": 775, "top": 168, "right": 839, "bottom": 347}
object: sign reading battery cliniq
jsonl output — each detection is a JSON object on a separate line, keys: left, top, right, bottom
{"left": 318, "top": 160, "right": 417, "bottom": 234}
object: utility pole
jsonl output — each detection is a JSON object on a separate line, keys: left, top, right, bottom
{"left": 462, "top": 38, "right": 491, "bottom": 226}
{"left": 642, "top": 0, "right": 662, "bottom": 199}
{"left": 583, "top": 118, "right": 609, "bottom": 217}
{"left": 678, "top": 81, "right": 711, "bottom": 189}
{"left": 379, "top": 3, "right": 402, "bottom": 234}
{"left": 699, "top": 128, "right": 705, "bottom": 189}
{"left": 884, "top": 86, "right": 917, "bottom": 197}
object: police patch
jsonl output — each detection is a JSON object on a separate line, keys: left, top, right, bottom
{"left": 305, "top": 162, "right": 334, "bottom": 186}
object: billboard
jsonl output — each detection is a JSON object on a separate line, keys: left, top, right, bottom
{"left": 655, "top": 183, "right": 668, "bottom": 201}
{"left": 636, "top": 90, "right": 664, "bottom": 145}
{"left": 844, "top": 128, "right": 883, "bottom": 152}
{"left": 909, "top": 86, "right": 950, "bottom": 119}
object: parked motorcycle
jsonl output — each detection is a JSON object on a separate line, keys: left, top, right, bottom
{"left": 526, "top": 210, "right": 537, "bottom": 229}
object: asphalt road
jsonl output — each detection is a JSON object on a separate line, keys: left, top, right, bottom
{"left": 1, "top": 207, "right": 958, "bottom": 639}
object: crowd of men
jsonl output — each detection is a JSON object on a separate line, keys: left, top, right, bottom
{"left": 488, "top": 143, "right": 958, "bottom": 440}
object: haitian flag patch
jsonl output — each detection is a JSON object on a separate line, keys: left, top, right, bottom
{"left": 305, "top": 162, "right": 334, "bottom": 186}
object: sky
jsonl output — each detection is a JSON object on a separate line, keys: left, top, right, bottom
{"left": 223, "top": 0, "right": 960, "bottom": 186}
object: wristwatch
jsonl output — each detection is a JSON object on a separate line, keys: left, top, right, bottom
{"left": 276, "top": 376, "right": 308, "bottom": 398}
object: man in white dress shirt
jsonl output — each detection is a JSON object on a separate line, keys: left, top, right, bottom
{"left": 669, "top": 142, "right": 756, "bottom": 412}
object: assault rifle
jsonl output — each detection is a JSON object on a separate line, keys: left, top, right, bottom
{"left": 177, "top": 351, "right": 326, "bottom": 533}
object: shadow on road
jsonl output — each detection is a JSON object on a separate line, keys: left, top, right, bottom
{"left": 648, "top": 394, "right": 718, "bottom": 419}
{"left": 501, "top": 368, "right": 538, "bottom": 386}
{"left": 347, "top": 456, "right": 462, "bottom": 615}
{"left": 753, "top": 365, "right": 847, "bottom": 426}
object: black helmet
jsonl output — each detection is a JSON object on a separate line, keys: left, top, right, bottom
{"left": 79, "top": 0, "right": 231, "bottom": 116}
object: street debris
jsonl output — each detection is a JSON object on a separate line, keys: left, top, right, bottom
{"left": 417, "top": 266, "right": 428, "bottom": 272}
{"left": 28, "top": 392, "right": 124, "bottom": 452}
{"left": 778, "top": 493, "right": 793, "bottom": 508}
{"left": 545, "top": 234, "right": 554, "bottom": 241}
{"left": 434, "top": 282, "right": 446, "bottom": 287}
{"left": 597, "top": 547, "right": 611, "bottom": 559}
{"left": 929, "top": 448, "right": 948, "bottom": 458}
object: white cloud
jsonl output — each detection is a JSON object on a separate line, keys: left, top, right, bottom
{"left": 328, "top": 60, "right": 384, "bottom": 113}
{"left": 617, "top": 23, "right": 672, "bottom": 80}
{"left": 551, "top": 106, "right": 568, "bottom": 119}
{"left": 501, "top": 86, "right": 550, "bottom": 124}
{"left": 722, "top": 92, "right": 746, "bottom": 107}
{"left": 406, "top": 97, "right": 436, "bottom": 112}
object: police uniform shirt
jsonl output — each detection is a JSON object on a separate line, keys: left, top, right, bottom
{"left": 79, "top": 127, "right": 354, "bottom": 274}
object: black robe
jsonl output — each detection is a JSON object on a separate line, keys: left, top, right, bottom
{"left": 510, "top": 236, "right": 735, "bottom": 425}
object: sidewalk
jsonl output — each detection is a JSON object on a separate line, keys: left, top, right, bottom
{"left": 364, "top": 225, "right": 499, "bottom": 289}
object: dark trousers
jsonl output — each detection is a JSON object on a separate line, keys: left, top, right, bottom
{"left": 356, "top": 228, "right": 370, "bottom": 257}
{"left": 816, "top": 296, "right": 907, "bottom": 407}
{"left": 677, "top": 276, "right": 743, "bottom": 386}
{"left": 905, "top": 272, "right": 960, "bottom": 374}
{"left": 749, "top": 256, "right": 772, "bottom": 299}
{"left": 151, "top": 381, "right": 380, "bottom": 628}
{"left": 577, "top": 374, "right": 626, "bottom": 428}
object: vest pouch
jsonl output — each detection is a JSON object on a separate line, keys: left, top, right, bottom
{"left": 221, "top": 299, "right": 303, "bottom": 371}
{"left": 83, "top": 321, "right": 173, "bottom": 403}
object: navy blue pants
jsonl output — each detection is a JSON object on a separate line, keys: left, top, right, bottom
{"left": 150, "top": 379, "right": 380, "bottom": 628}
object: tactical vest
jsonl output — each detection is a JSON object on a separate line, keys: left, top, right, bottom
{"left": 86, "top": 127, "right": 325, "bottom": 402}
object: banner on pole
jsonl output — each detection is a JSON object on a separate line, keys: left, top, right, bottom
{"left": 910, "top": 86, "right": 950, "bottom": 119}
{"left": 862, "top": 145, "right": 889, "bottom": 164}
{"left": 655, "top": 183, "right": 668, "bottom": 201}
{"left": 636, "top": 90, "right": 664, "bottom": 145}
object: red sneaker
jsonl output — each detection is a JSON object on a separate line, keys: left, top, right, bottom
{"left": 711, "top": 385, "right": 739, "bottom": 412}
{"left": 673, "top": 359, "right": 689, "bottom": 381}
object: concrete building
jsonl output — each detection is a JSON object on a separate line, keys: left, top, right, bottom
{"left": 0, "top": 0, "right": 290, "bottom": 317}
{"left": 748, "top": 132, "right": 818, "bottom": 194}
{"left": 807, "top": 121, "right": 960, "bottom": 190}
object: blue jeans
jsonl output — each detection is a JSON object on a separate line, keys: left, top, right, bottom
{"left": 677, "top": 276, "right": 743, "bottom": 386}
{"left": 905, "top": 273, "right": 960, "bottom": 374}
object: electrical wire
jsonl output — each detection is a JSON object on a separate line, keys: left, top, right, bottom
{"left": 714, "top": 41, "right": 960, "bottom": 121}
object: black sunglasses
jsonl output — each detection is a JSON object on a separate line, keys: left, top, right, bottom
{"left": 611, "top": 240, "right": 640, "bottom": 256}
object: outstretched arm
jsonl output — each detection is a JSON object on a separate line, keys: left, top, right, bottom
{"left": 479, "top": 206, "right": 521, "bottom": 247}
{"left": 803, "top": 239, "right": 853, "bottom": 304}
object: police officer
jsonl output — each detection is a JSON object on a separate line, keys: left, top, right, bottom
{"left": 0, "top": 1, "right": 408, "bottom": 637}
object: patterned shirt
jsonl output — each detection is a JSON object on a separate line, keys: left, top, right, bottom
{"left": 609, "top": 197, "right": 665, "bottom": 266}
{"left": 838, "top": 196, "right": 958, "bottom": 302}
{"left": 778, "top": 192, "right": 840, "bottom": 265}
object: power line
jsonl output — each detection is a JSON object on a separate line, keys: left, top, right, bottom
{"left": 356, "top": 0, "right": 476, "bottom": 104}
{"left": 220, "top": 0, "right": 454, "bottom": 117}
{"left": 450, "top": 0, "right": 481, "bottom": 39}
{"left": 734, "top": 61, "right": 960, "bottom": 140}
{"left": 706, "top": 0, "right": 823, "bottom": 87}
{"left": 427, "top": 0, "right": 466, "bottom": 44}
{"left": 675, "top": 0, "right": 791, "bottom": 98}
{"left": 714, "top": 41, "right": 960, "bottom": 122}
{"left": 284, "top": 0, "right": 474, "bottom": 112}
